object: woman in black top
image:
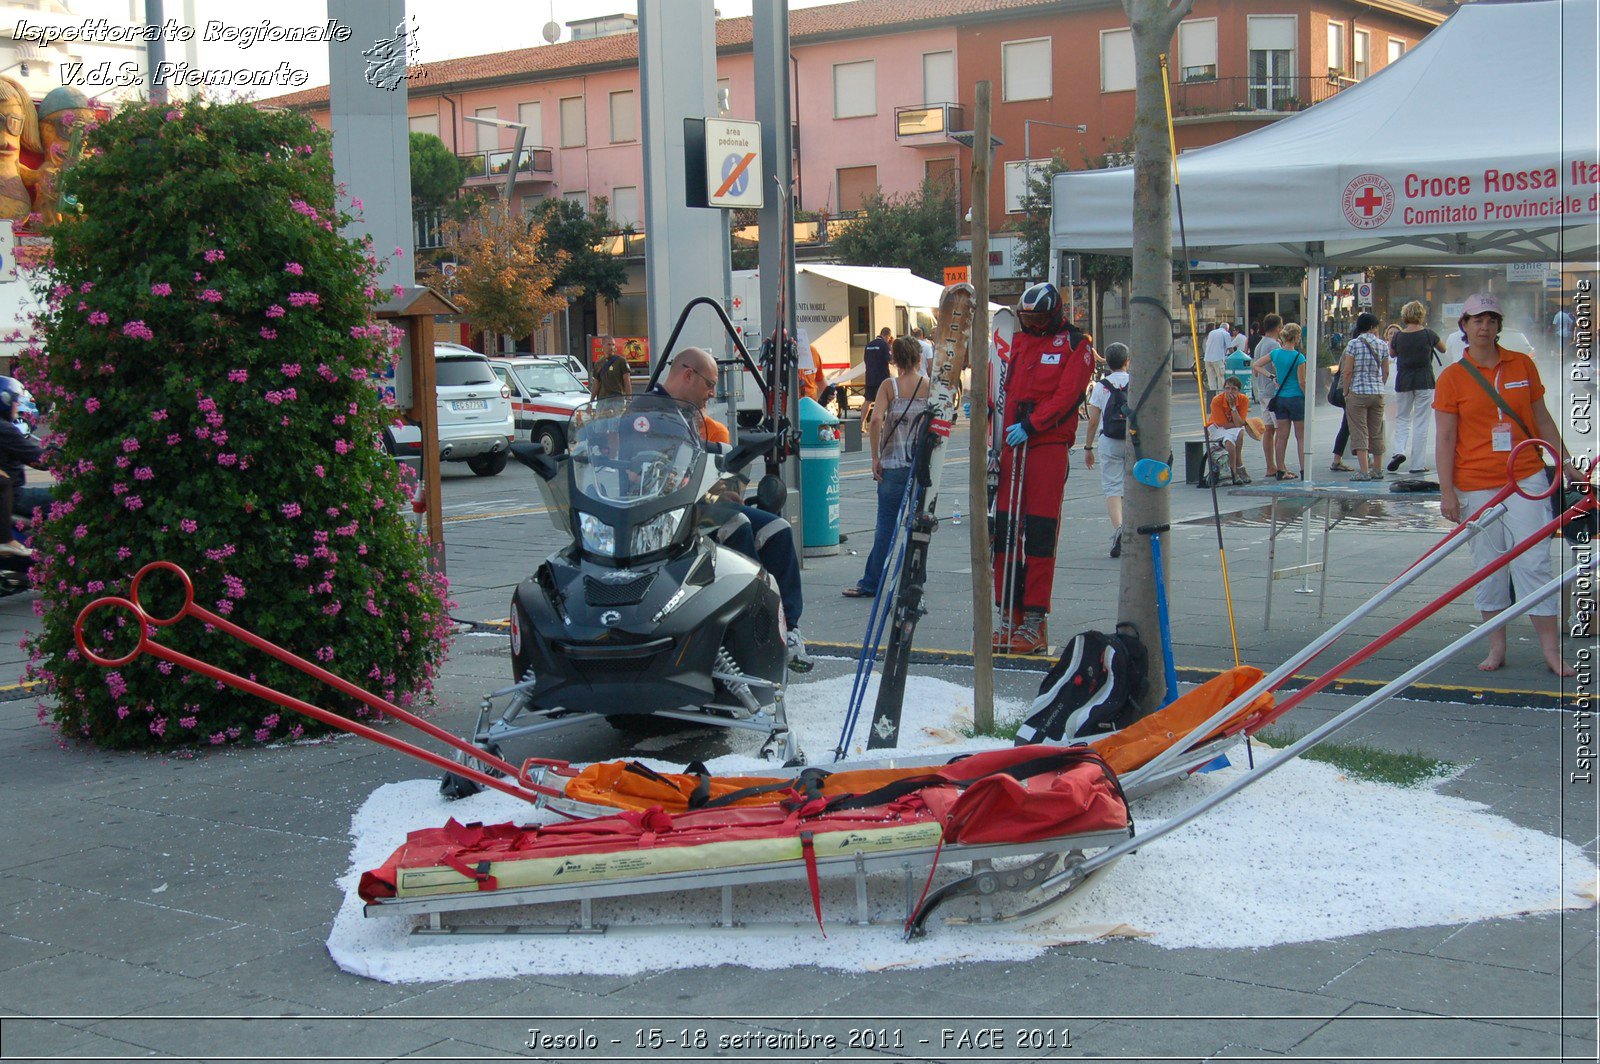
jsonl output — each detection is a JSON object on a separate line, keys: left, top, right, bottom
{"left": 1386, "top": 300, "right": 1445, "bottom": 473}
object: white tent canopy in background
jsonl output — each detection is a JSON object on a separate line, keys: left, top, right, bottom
{"left": 1051, "top": 0, "right": 1599, "bottom": 267}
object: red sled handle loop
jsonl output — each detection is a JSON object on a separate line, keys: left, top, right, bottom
{"left": 1508, "top": 437, "right": 1563, "bottom": 502}
{"left": 73, "top": 561, "right": 566, "bottom": 805}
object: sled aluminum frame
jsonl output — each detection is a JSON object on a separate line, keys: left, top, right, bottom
{"left": 362, "top": 825, "right": 1131, "bottom": 937}
{"left": 466, "top": 668, "right": 801, "bottom": 768}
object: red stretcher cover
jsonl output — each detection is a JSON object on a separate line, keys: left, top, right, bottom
{"left": 359, "top": 746, "right": 1129, "bottom": 902}
{"left": 561, "top": 666, "right": 1276, "bottom": 815}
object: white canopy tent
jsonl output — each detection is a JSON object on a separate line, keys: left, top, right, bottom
{"left": 1050, "top": 0, "right": 1597, "bottom": 490}
{"left": 1052, "top": 0, "right": 1598, "bottom": 268}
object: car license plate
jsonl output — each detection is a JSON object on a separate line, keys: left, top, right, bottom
{"left": 452, "top": 399, "right": 488, "bottom": 412}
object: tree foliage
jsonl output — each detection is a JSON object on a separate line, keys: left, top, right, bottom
{"left": 827, "top": 179, "right": 960, "bottom": 282}
{"left": 25, "top": 100, "right": 451, "bottom": 750}
{"left": 419, "top": 198, "right": 569, "bottom": 341}
{"left": 409, "top": 131, "right": 468, "bottom": 207}
{"left": 530, "top": 196, "right": 628, "bottom": 304}
{"left": 1016, "top": 153, "right": 1132, "bottom": 293}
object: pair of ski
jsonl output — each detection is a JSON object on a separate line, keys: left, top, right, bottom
{"left": 837, "top": 282, "right": 978, "bottom": 755}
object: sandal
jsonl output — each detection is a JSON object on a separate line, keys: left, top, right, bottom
{"left": 1273, "top": 470, "right": 1298, "bottom": 481}
{"left": 1330, "top": 459, "right": 1354, "bottom": 472}
{"left": 842, "top": 585, "right": 874, "bottom": 598}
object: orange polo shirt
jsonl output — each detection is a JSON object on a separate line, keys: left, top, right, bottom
{"left": 702, "top": 413, "right": 731, "bottom": 446}
{"left": 1208, "top": 391, "right": 1248, "bottom": 429}
{"left": 1432, "top": 347, "right": 1546, "bottom": 491}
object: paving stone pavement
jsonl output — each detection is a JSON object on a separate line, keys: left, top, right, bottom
{"left": 0, "top": 381, "right": 1594, "bottom": 1062}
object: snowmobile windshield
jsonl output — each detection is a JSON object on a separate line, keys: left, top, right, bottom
{"left": 568, "top": 395, "right": 707, "bottom": 509}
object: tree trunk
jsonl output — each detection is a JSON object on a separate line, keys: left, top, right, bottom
{"left": 1118, "top": 0, "right": 1192, "bottom": 712}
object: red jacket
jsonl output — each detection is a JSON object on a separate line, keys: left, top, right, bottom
{"left": 1003, "top": 327, "right": 1096, "bottom": 446}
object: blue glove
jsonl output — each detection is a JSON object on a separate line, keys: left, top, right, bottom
{"left": 1005, "top": 422, "right": 1029, "bottom": 447}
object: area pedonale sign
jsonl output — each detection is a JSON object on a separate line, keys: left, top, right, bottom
{"left": 1340, "top": 160, "right": 1600, "bottom": 233}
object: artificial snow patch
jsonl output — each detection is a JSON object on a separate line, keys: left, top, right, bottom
{"left": 326, "top": 675, "right": 1594, "bottom": 982}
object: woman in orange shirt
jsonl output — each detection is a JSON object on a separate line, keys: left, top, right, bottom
{"left": 1433, "top": 292, "right": 1581, "bottom": 676}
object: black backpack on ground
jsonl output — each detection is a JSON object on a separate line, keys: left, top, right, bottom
{"left": 1100, "top": 381, "right": 1130, "bottom": 440}
{"left": 1015, "top": 622, "right": 1151, "bottom": 745}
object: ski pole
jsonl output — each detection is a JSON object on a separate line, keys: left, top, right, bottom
{"left": 1160, "top": 51, "right": 1241, "bottom": 670}
{"left": 1136, "top": 523, "right": 1180, "bottom": 706}
{"left": 1129, "top": 439, "right": 1569, "bottom": 785}
{"left": 1047, "top": 561, "right": 1579, "bottom": 898}
{"left": 837, "top": 469, "right": 917, "bottom": 759}
{"left": 997, "top": 439, "right": 1023, "bottom": 641}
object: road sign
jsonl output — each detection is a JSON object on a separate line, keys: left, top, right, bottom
{"left": 705, "top": 118, "right": 763, "bottom": 209}
{"left": 1357, "top": 282, "right": 1373, "bottom": 307}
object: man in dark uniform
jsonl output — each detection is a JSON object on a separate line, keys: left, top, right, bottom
{"left": 992, "top": 283, "right": 1096, "bottom": 654}
{"left": 652, "top": 349, "right": 810, "bottom": 670}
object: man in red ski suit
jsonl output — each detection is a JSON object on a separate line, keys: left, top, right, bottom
{"left": 993, "top": 282, "right": 1095, "bottom": 653}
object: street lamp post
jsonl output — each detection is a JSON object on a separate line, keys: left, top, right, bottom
{"left": 462, "top": 115, "right": 529, "bottom": 209}
{"left": 1021, "top": 118, "right": 1088, "bottom": 183}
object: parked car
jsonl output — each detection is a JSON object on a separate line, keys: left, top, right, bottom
{"left": 382, "top": 347, "right": 516, "bottom": 476}
{"left": 487, "top": 355, "right": 592, "bottom": 454}
{"left": 502, "top": 349, "right": 587, "bottom": 385}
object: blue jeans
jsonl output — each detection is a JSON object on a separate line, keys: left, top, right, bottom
{"left": 857, "top": 464, "right": 911, "bottom": 596}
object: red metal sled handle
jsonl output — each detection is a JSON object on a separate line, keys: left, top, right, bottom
{"left": 1251, "top": 486, "right": 1596, "bottom": 734}
{"left": 1390, "top": 438, "right": 1564, "bottom": 588}
{"left": 74, "top": 563, "right": 566, "bottom": 805}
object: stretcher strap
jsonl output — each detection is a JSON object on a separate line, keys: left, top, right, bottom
{"left": 903, "top": 827, "right": 948, "bottom": 935}
{"left": 799, "top": 830, "right": 826, "bottom": 938}
{"left": 439, "top": 853, "right": 500, "bottom": 893}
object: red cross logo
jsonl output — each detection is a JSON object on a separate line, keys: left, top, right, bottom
{"left": 1341, "top": 173, "right": 1394, "bottom": 230}
{"left": 731, "top": 296, "right": 742, "bottom": 310}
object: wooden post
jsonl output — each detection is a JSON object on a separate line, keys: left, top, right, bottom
{"left": 969, "top": 82, "right": 995, "bottom": 733}
{"left": 377, "top": 286, "right": 459, "bottom": 576}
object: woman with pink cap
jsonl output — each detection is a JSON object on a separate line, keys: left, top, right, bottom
{"left": 1433, "top": 292, "right": 1581, "bottom": 676}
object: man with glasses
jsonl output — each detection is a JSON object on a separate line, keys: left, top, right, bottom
{"left": 651, "top": 348, "right": 811, "bottom": 671}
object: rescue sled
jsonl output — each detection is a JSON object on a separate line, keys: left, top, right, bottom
{"left": 72, "top": 443, "right": 1594, "bottom": 940}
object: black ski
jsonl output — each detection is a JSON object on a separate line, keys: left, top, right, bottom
{"left": 867, "top": 283, "right": 976, "bottom": 749}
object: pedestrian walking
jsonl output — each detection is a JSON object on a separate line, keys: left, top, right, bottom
{"left": 1083, "top": 342, "right": 1132, "bottom": 558}
{"left": 863, "top": 327, "right": 893, "bottom": 418}
{"left": 1340, "top": 312, "right": 1391, "bottom": 480}
{"left": 1434, "top": 291, "right": 1581, "bottom": 675}
{"left": 844, "top": 337, "right": 928, "bottom": 599}
{"left": 1202, "top": 321, "right": 1231, "bottom": 393}
{"left": 1249, "top": 313, "right": 1283, "bottom": 478}
{"left": 1387, "top": 300, "right": 1444, "bottom": 474}
{"left": 1267, "top": 323, "right": 1308, "bottom": 479}
{"left": 912, "top": 326, "right": 935, "bottom": 377}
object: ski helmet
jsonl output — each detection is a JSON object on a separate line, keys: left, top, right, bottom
{"left": 1016, "top": 282, "right": 1063, "bottom": 335}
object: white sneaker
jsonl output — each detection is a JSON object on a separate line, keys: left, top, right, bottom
{"left": 0, "top": 540, "right": 31, "bottom": 558}
{"left": 785, "top": 627, "right": 814, "bottom": 673}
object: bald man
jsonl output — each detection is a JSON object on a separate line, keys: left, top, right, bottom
{"left": 649, "top": 348, "right": 810, "bottom": 671}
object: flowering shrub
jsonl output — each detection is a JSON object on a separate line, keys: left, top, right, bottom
{"left": 23, "top": 100, "right": 452, "bottom": 750}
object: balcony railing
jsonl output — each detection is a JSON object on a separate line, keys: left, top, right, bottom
{"left": 414, "top": 207, "right": 444, "bottom": 250}
{"left": 458, "top": 147, "right": 555, "bottom": 181}
{"left": 1166, "top": 75, "right": 1348, "bottom": 118}
{"left": 894, "top": 102, "right": 966, "bottom": 140}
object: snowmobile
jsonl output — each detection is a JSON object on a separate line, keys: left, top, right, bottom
{"left": 442, "top": 300, "right": 803, "bottom": 797}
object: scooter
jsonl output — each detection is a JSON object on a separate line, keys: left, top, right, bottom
{"left": 442, "top": 301, "right": 802, "bottom": 797}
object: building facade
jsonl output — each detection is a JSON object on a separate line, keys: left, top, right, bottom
{"left": 269, "top": 0, "right": 1443, "bottom": 343}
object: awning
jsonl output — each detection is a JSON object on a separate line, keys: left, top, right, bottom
{"left": 799, "top": 263, "right": 1006, "bottom": 313}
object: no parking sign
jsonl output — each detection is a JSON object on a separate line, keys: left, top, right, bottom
{"left": 1357, "top": 282, "right": 1373, "bottom": 307}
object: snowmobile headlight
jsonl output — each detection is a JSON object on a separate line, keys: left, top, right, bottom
{"left": 578, "top": 512, "right": 616, "bottom": 556}
{"left": 630, "top": 507, "right": 687, "bottom": 556}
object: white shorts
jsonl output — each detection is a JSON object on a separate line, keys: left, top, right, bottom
{"left": 1210, "top": 426, "right": 1244, "bottom": 447}
{"left": 1457, "top": 474, "right": 1558, "bottom": 616}
{"left": 1098, "top": 434, "right": 1128, "bottom": 499}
